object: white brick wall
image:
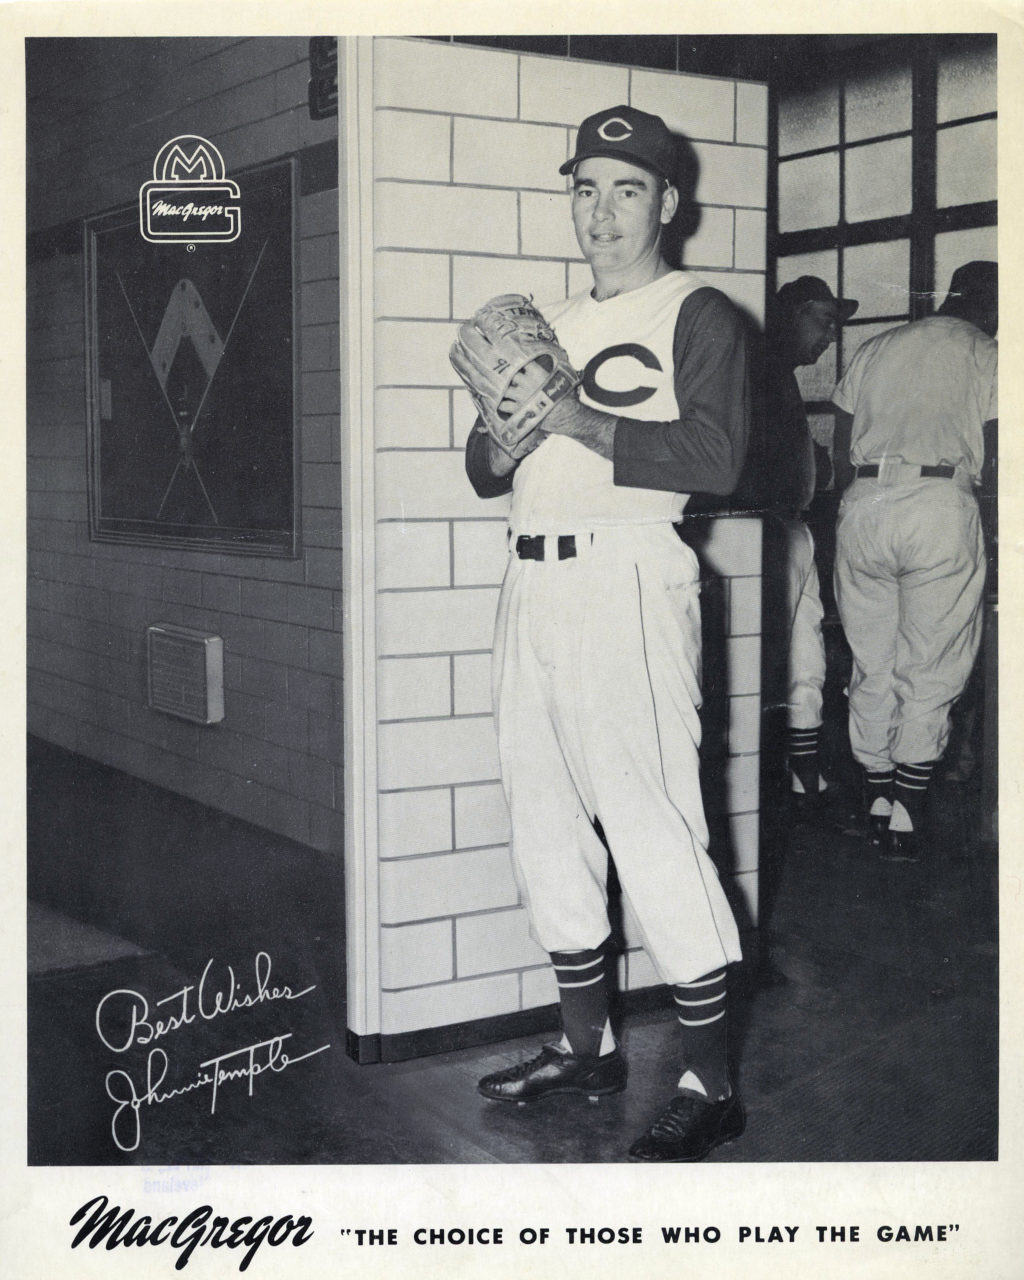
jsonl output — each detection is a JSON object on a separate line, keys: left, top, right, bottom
{"left": 375, "top": 39, "right": 519, "bottom": 118}
{"left": 375, "top": 110, "right": 451, "bottom": 182}
{"left": 375, "top": 388, "right": 450, "bottom": 449}
{"left": 452, "top": 652, "right": 493, "bottom": 716}
{"left": 381, "top": 974, "right": 520, "bottom": 1035}
{"left": 456, "top": 907, "right": 547, "bottom": 977}
{"left": 452, "top": 521, "right": 508, "bottom": 587}
{"left": 452, "top": 118, "right": 567, "bottom": 190}
{"left": 379, "top": 846, "right": 518, "bottom": 922}
{"left": 518, "top": 57, "right": 630, "bottom": 124}
{"left": 370, "top": 37, "right": 767, "bottom": 1038}
{"left": 376, "top": 452, "right": 493, "bottom": 520}
{"left": 381, "top": 920, "right": 453, "bottom": 987}
{"left": 684, "top": 206, "right": 735, "bottom": 269}
{"left": 454, "top": 781, "right": 510, "bottom": 849}
{"left": 379, "top": 788, "right": 452, "bottom": 857}
{"left": 377, "top": 588, "right": 498, "bottom": 655}
{"left": 376, "top": 524, "right": 450, "bottom": 590}
{"left": 375, "top": 252, "right": 450, "bottom": 319}
{"left": 452, "top": 256, "right": 567, "bottom": 319}
{"left": 735, "top": 210, "right": 768, "bottom": 272}
{"left": 376, "top": 183, "right": 518, "bottom": 255}
{"left": 521, "top": 964, "right": 559, "bottom": 1008}
{"left": 378, "top": 656, "right": 451, "bottom": 720}
{"left": 631, "top": 68, "right": 735, "bottom": 142}
{"left": 377, "top": 716, "right": 499, "bottom": 789}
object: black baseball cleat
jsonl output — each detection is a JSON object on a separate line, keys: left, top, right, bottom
{"left": 789, "top": 788, "right": 826, "bottom": 825}
{"left": 881, "top": 828, "right": 919, "bottom": 862}
{"left": 477, "top": 1044, "right": 627, "bottom": 1105}
{"left": 628, "top": 1092, "right": 744, "bottom": 1162}
{"left": 868, "top": 813, "right": 890, "bottom": 848}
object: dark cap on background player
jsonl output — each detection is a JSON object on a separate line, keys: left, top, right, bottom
{"left": 939, "top": 260, "right": 998, "bottom": 337}
{"left": 559, "top": 105, "right": 677, "bottom": 184}
{"left": 774, "top": 276, "right": 859, "bottom": 368}
{"left": 776, "top": 275, "right": 859, "bottom": 322}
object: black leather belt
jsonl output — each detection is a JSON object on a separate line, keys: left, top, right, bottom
{"left": 515, "top": 534, "right": 577, "bottom": 561}
{"left": 855, "top": 464, "right": 955, "bottom": 478}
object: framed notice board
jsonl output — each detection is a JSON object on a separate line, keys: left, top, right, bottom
{"left": 84, "top": 156, "right": 298, "bottom": 556}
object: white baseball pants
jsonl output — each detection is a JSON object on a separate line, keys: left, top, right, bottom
{"left": 492, "top": 523, "right": 742, "bottom": 985}
{"left": 783, "top": 518, "right": 826, "bottom": 731}
{"left": 834, "top": 476, "right": 986, "bottom": 770}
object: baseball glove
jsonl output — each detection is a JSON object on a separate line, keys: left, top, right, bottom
{"left": 450, "top": 294, "right": 579, "bottom": 459}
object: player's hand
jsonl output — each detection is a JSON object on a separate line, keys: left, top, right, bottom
{"left": 481, "top": 424, "right": 548, "bottom": 475}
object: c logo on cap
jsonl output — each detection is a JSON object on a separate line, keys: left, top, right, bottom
{"left": 597, "top": 116, "right": 633, "bottom": 142}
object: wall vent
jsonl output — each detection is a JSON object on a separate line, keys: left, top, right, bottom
{"left": 146, "top": 624, "right": 225, "bottom": 724}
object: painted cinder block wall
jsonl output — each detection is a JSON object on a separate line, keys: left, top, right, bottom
{"left": 26, "top": 38, "right": 343, "bottom": 852}
{"left": 369, "top": 38, "right": 767, "bottom": 1040}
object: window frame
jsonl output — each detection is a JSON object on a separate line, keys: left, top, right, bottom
{"left": 769, "top": 34, "right": 997, "bottom": 410}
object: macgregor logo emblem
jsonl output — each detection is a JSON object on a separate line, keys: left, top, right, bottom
{"left": 139, "top": 135, "right": 241, "bottom": 244}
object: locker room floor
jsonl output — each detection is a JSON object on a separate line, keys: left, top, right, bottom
{"left": 26, "top": 723, "right": 997, "bottom": 1165}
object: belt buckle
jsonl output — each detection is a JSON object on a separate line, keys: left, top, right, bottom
{"left": 877, "top": 456, "right": 904, "bottom": 487}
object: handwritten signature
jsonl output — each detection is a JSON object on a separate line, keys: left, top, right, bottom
{"left": 105, "top": 1036, "right": 331, "bottom": 1153}
{"left": 95, "top": 952, "right": 330, "bottom": 1153}
{"left": 95, "top": 951, "right": 315, "bottom": 1053}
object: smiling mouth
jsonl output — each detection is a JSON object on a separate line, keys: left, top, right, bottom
{"left": 590, "top": 232, "right": 620, "bottom": 243}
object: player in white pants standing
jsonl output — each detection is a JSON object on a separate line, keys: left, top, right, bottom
{"left": 465, "top": 106, "right": 750, "bottom": 1161}
{"left": 764, "top": 277, "right": 858, "bottom": 816}
{"left": 832, "top": 262, "right": 997, "bottom": 861}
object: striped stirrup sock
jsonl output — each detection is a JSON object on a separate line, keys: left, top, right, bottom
{"left": 550, "top": 941, "right": 613, "bottom": 1058}
{"left": 672, "top": 967, "right": 729, "bottom": 1100}
{"left": 893, "top": 761, "right": 936, "bottom": 830}
{"left": 788, "top": 726, "right": 821, "bottom": 794}
{"left": 864, "top": 766, "right": 895, "bottom": 816}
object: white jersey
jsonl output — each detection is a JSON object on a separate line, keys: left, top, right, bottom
{"left": 833, "top": 315, "right": 997, "bottom": 482}
{"left": 508, "top": 271, "right": 705, "bottom": 534}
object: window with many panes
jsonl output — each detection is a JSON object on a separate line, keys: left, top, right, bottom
{"left": 772, "top": 35, "right": 996, "bottom": 424}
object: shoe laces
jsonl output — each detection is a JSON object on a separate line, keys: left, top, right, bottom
{"left": 501, "top": 1044, "right": 564, "bottom": 1079}
{"left": 648, "top": 1094, "right": 709, "bottom": 1138}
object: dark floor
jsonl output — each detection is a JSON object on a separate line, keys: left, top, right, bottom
{"left": 26, "top": 716, "right": 998, "bottom": 1165}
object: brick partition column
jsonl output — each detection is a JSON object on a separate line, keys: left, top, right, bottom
{"left": 346, "top": 36, "right": 767, "bottom": 1056}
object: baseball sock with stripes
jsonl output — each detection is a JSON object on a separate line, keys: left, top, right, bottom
{"left": 864, "top": 765, "right": 895, "bottom": 817}
{"left": 788, "top": 725, "right": 822, "bottom": 794}
{"left": 673, "top": 967, "right": 730, "bottom": 1101}
{"left": 550, "top": 941, "right": 614, "bottom": 1059}
{"left": 891, "top": 761, "right": 936, "bottom": 831}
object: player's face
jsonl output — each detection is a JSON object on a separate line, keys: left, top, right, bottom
{"left": 571, "top": 157, "right": 677, "bottom": 286}
{"left": 792, "top": 301, "right": 839, "bottom": 366}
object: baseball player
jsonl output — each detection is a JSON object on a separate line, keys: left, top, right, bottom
{"left": 455, "top": 105, "right": 751, "bottom": 1161}
{"left": 765, "top": 277, "right": 857, "bottom": 815}
{"left": 831, "top": 261, "right": 997, "bottom": 861}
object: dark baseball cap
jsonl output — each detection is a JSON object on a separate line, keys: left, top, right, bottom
{"left": 946, "top": 260, "right": 997, "bottom": 308}
{"left": 559, "top": 105, "right": 677, "bottom": 183}
{"left": 776, "top": 275, "right": 858, "bottom": 320}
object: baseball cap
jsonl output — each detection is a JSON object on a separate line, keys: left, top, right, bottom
{"left": 559, "top": 105, "right": 677, "bottom": 184}
{"left": 776, "top": 275, "right": 858, "bottom": 320}
{"left": 946, "top": 260, "right": 997, "bottom": 308}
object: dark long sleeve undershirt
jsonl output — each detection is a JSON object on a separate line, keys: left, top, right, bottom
{"left": 611, "top": 287, "right": 749, "bottom": 495}
{"left": 465, "top": 426, "right": 515, "bottom": 498}
{"left": 465, "top": 285, "right": 750, "bottom": 499}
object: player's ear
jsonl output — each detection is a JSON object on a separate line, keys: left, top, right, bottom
{"left": 660, "top": 183, "right": 679, "bottom": 225}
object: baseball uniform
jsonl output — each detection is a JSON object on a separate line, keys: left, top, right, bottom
{"left": 465, "top": 105, "right": 751, "bottom": 1161}
{"left": 832, "top": 314, "right": 996, "bottom": 778}
{"left": 468, "top": 272, "right": 747, "bottom": 983}
{"left": 764, "top": 353, "right": 827, "bottom": 738}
